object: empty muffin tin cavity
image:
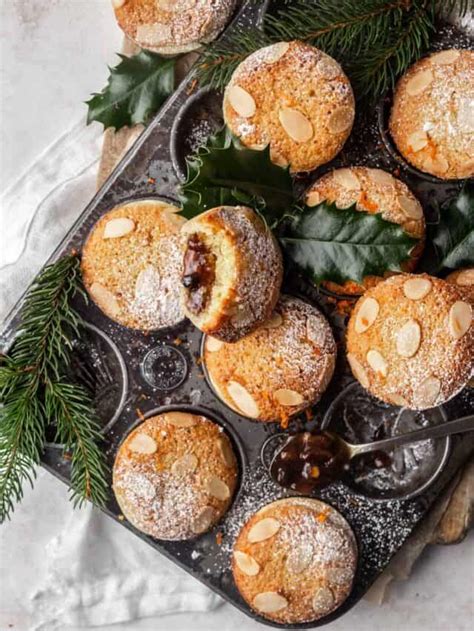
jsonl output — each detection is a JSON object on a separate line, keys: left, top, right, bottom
{"left": 141, "top": 344, "right": 188, "bottom": 390}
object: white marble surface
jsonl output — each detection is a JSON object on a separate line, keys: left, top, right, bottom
{"left": 0, "top": 2, "right": 473, "bottom": 631}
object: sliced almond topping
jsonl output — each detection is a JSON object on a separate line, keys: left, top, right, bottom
{"left": 448, "top": 301, "right": 472, "bottom": 340}
{"left": 312, "top": 586, "right": 335, "bottom": 615}
{"left": 279, "top": 107, "right": 314, "bottom": 143}
{"left": 89, "top": 283, "right": 121, "bottom": 318}
{"left": 406, "top": 69, "right": 434, "bottom": 96}
{"left": 103, "top": 217, "right": 135, "bottom": 239}
{"left": 274, "top": 389, "right": 305, "bottom": 406}
{"left": 206, "top": 336, "right": 224, "bottom": 352}
{"left": 333, "top": 168, "right": 360, "bottom": 190}
{"left": 135, "top": 265, "right": 161, "bottom": 301}
{"left": 328, "top": 106, "right": 353, "bottom": 134}
{"left": 306, "top": 190, "right": 322, "bottom": 207}
{"left": 166, "top": 412, "right": 196, "bottom": 427}
{"left": 398, "top": 195, "right": 423, "bottom": 220}
{"left": 253, "top": 592, "right": 288, "bottom": 614}
{"left": 457, "top": 97, "right": 474, "bottom": 133}
{"left": 217, "top": 436, "right": 234, "bottom": 467}
{"left": 265, "top": 312, "right": 283, "bottom": 329}
{"left": 366, "top": 350, "right": 388, "bottom": 377}
{"left": 456, "top": 269, "right": 474, "bottom": 286}
{"left": 369, "top": 169, "right": 395, "bottom": 186}
{"left": 431, "top": 50, "right": 460, "bottom": 65}
{"left": 317, "top": 56, "right": 340, "bottom": 79}
{"left": 408, "top": 130, "right": 429, "bottom": 152}
{"left": 354, "top": 297, "right": 379, "bottom": 333}
{"left": 424, "top": 155, "right": 449, "bottom": 175}
{"left": 227, "top": 85, "right": 256, "bottom": 118}
{"left": 112, "top": 0, "right": 127, "bottom": 8}
{"left": 416, "top": 376, "right": 441, "bottom": 408}
{"left": 388, "top": 393, "right": 409, "bottom": 407}
{"left": 234, "top": 550, "right": 260, "bottom": 576}
{"left": 128, "top": 433, "right": 157, "bottom": 454}
{"left": 227, "top": 381, "right": 260, "bottom": 418}
{"left": 403, "top": 277, "right": 432, "bottom": 301}
{"left": 205, "top": 475, "right": 230, "bottom": 501}
{"left": 163, "top": 211, "right": 186, "bottom": 228}
{"left": 396, "top": 319, "right": 421, "bottom": 357}
{"left": 248, "top": 517, "right": 280, "bottom": 543}
{"left": 306, "top": 315, "right": 326, "bottom": 346}
{"left": 285, "top": 543, "right": 313, "bottom": 574}
{"left": 191, "top": 506, "right": 215, "bottom": 534}
{"left": 171, "top": 453, "right": 198, "bottom": 476}
{"left": 264, "top": 42, "right": 290, "bottom": 63}
{"left": 347, "top": 353, "right": 369, "bottom": 388}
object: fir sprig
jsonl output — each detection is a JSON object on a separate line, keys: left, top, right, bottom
{"left": 0, "top": 255, "right": 108, "bottom": 522}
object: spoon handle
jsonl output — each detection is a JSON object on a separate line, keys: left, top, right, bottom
{"left": 352, "top": 414, "right": 474, "bottom": 456}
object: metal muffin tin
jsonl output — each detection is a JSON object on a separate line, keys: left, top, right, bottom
{"left": 1, "top": 1, "right": 473, "bottom": 628}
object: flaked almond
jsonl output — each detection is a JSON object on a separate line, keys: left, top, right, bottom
{"left": 333, "top": 168, "right": 360, "bottom": 190}
{"left": 366, "top": 349, "right": 388, "bottom": 377}
{"left": 166, "top": 412, "right": 195, "bottom": 427}
{"left": 354, "top": 297, "right": 379, "bottom": 333}
{"left": 89, "top": 283, "right": 121, "bottom": 318}
{"left": 248, "top": 517, "right": 280, "bottom": 543}
{"left": 191, "top": 506, "right": 215, "bottom": 534}
{"left": 205, "top": 475, "right": 230, "bottom": 501}
{"left": 328, "top": 106, "right": 353, "bottom": 133}
{"left": 227, "top": 85, "right": 256, "bottom": 118}
{"left": 306, "top": 190, "right": 322, "bottom": 207}
{"left": 423, "top": 155, "right": 449, "bottom": 175}
{"left": 398, "top": 195, "right": 423, "bottom": 219}
{"left": 396, "top": 319, "right": 421, "bottom": 357}
{"left": 206, "top": 336, "right": 224, "bottom": 352}
{"left": 312, "top": 586, "right": 334, "bottom": 615}
{"left": 217, "top": 436, "right": 234, "bottom": 467}
{"left": 347, "top": 353, "right": 369, "bottom": 388}
{"left": 456, "top": 269, "right": 474, "bottom": 286}
{"left": 457, "top": 97, "right": 474, "bottom": 132}
{"left": 103, "top": 217, "right": 135, "bottom": 239}
{"left": 285, "top": 543, "right": 313, "bottom": 574}
{"left": 128, "top": 433, "right": 157, "bottom": 454}
{"left": 163, "top": 211, "right": 186, "bottom": 228}
{"left": 369, "top": 169, "right": 394, "bottom": 186}
{"left": 265, "top": 312, "right": 283, "bottom": 328}
{"left": 171, "top": 453, "right": 198, "bottom": 476}
{"left": 279, "top": 107, "right": 314, "bottom": 143}
{"left": 403, "top": 277, "right": 432, "bottom": 301}
{"left": 407, "top": 130, "right": 428, "bottom": 152}
{"left": 431, "top": 49, "right": 460, "bottom": 65}
{"left": 416, "top": 375, "right": 441, "bottom": 407}
{"left": 406, "top": 69, "right": 434, "bottom": 96}
{"left": 227, "top": 381, "right": 260, "bottom": 418}
{"left": 253, "top": 592, "right": 288, "bottom": 614}
{"left": 388, "top": 393, "right": 409, "bottom": 407}
{"left": 234, "top": 551, "right": 260, "bottom": 576}
{"left": 274, "top": 388, "right": 304, "bottom": 406}
{"left": 264, "top": 42, "right": 290, "bottom": 63}
{"left": 306, "top": 315, "right": 327, "bottom": 347}
{"left": 112, "top": 0, "right": 127, "bottom": 8}
{"left": 317, "top": 56, "right": 340, "bottom": 79}
{"left": 448, "top": 301, "right": 472, "bottom": 340}
{"left": 135, "top": 265, "right": 161, "bottom": 301}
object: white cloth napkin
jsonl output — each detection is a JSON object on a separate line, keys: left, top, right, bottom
{"left": 0, "top": 119, "right": 222, "bottom": 629}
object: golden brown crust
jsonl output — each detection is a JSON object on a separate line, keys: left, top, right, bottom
{"left": 389, "top": 49, "right": 474, "bottom": 180}
{"left": 113, "top": 412, "right": 238, "bottom": 540}
{"left": 223, "top": 41, "right": 355, "bottom": 173}
{"left": 181, "top": 206, "right": 283, "bottom": 342}
{"left": 112, "top": 0, "right": 237, "bottom": 55}
{"left": 446, "top": 268, "right": 474, "bottom": 304}
{"left": 346, "top": 274, "right": 474, "bottom": 409}
{"left": 306, "top": 167, "right": 426, "bottom": 296}
{"left": 204, "top": 296, "right": 337, "bottom": 422}
{"left": 82, "top": 200, "right": 186, "bottom": 330}
{"left": 232, "top": 498, "right": 357, "bottom": 624}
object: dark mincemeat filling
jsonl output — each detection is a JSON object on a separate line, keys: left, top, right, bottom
{"left": 181, "top": 233, "right": 216, "bottom": 315}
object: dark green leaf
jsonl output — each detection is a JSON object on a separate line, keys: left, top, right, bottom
{"left": 178, "top": 127, "right": 294, "bottom": 225}
{"left": 431, "top": 182, "right": 474, "bottom": 271}
{"left": 86, "top": 51, "right": 176, "bottom": 130}
{"left": 280, "top": 202, "right": 418, "bottom": 285}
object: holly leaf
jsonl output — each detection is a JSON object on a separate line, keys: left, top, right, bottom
{"left": 86, "top": 51, "right": 176, "bottom": 130}
{"left": 431, "top": 182, "right": 474, "bottom": 271}
{"left": 280, "top": 202, "right": 418, "bottom": 285}
{"left": 178, "top": 127, "right": 294, "bottom": 224}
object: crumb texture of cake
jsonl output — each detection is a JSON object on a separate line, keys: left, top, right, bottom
{"left": 113, "top": 412, "right": 238, "bottom": 540}
{"left": 81, "top": 199, "right": 186, "bottom": 330}
{"left": 112, "top": 0, "right": 237, "bottom": 55}
{"left": 389, "top": 49, "right": 474, "bottom": 180}
{"left": 346, "top": 274, "right": 473, "bottom": 410}
{"left": 223, "top": 41, "right": 355, "bottom": 172}
{"left": 446, "top": 268, "right": 474, "bottom": 304}
{"left": 306, "top": 166, "right": 425, "bottom": 295}
{"left": 204, "top": 295, "right": 337, "bottom": 422}
{"left": 232, "top": 497, "right": 357, "bottom": 624}
{"left": 180, "top": 205, "right": 283, "bottom": 342}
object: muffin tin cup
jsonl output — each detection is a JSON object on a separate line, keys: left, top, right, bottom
{"left": 1, "top": 1, "right": 473, "bottom": 627}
